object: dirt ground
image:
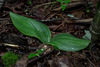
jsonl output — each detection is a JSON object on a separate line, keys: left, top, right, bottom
{"left": 0, "top": 0, "right": 100, "bottom": 67}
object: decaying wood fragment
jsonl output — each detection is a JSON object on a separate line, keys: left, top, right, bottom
{"left": 90, "top": 0, "right": 100, "bottom": 46}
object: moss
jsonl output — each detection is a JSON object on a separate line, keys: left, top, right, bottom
{"left": 1, "top": 52, "right": 18, "bottom": 67}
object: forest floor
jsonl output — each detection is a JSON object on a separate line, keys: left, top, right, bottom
{"left": 0, "top": 0, "right": 100, "bottom": 67}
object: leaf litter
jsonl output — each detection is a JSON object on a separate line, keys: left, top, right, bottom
{"left": 0, "top": 0, "right": 100, "bottom": 67}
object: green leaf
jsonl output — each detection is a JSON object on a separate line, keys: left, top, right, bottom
{"left": 61, "top": 4, "right": 66, "bottom": 11}
{"left": 64, "top": 0, "right": 71, "bottom": 4}
{"left": 10, "top": 12, "right": 51, "bottom": 44}
{"left": 28, "top": 0, "right": 32, "bottom": 5}
{"left": 28, "top": 53, "right": 40, "bottom": 59}
{"left": 37, "top": 49, "right": 44, "bottom": 54}
{"left": 48, "top": 33, "right": 90, "bottom": 51}
{"left": 83, "top": 30, "right": 91, "bottom": 40}
{"left": 57, "top": 0, "right": 63, "bottom": 3}
{"left": 28, "top": 53, "right": 37, "bottom": 59}
{"left": 86, "top": 9, "right": 90, "bottom": 13}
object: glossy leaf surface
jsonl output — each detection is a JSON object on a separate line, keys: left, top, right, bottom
{"left": 48, "top": 33, "right": 90, "bottom": 51}
{"left": 10, "top": 12, "right": 51, "bottom": 44}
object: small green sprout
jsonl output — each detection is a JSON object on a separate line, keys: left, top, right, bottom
{"left": 28, "top": 49, "right": 44, "bottom": 59}
{"left": 57, "top": 0, "right": 71, "bottom": 11}
{"left": 28, "top": 0, "right": 32, "bottom": 5}
{"left": 37, "top": 49, "right": 44, "bottom": 54}
{"left": 1, "top": 52, "right": 18, "bottom": 67}
{"left": 28, "top": 53, "right": 39, "bottom": 59}
{"left": 86, "top": 8, "right": 90, "bottom": 13}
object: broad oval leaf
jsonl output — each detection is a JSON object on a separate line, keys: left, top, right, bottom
{"left": 10, "top": 12, "right": 51, "bottom": 44}
{"left": 48, "top": 33, "right": 90, "bottom": 51}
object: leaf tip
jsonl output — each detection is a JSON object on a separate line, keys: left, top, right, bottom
{"left": 9, "top": 12, "right": 13, "bottom": 15}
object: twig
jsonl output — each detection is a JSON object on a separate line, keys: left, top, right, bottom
{"left": 87, "top": 58, "right": 97, "bottom": 67}
{"left": 53, "top": 24, "right": 62, "bottom": 31}
{"left": 74, "top": 18, "right": 93, "bottom": 24}
{"left": 53, "top": 2, "right": 86, "bottom": 11}
{"left": 75, "top": 18, "right": 93, "bottom": 23}
{"left": 30, "top": 1, "right": 58, "bottom": 14}
{"left": 30, "top": 0, "right": 83, "bottom": 13}
{"left": 0, "top": 18, "right": 10, "bottom": 21}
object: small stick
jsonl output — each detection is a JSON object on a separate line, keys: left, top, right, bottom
{"left": 53, "top": 24, "right": 62, "bottom": 31}
{"left": 53, "top": 2, "right": 86, "bottom": 11}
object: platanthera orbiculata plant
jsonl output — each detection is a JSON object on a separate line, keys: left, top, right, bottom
{"left": 10, "top": 12, "right": 90, "bottom": 51}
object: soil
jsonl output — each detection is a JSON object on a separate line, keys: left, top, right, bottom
{"left": 0, "top": 0, "right": 100, "bottom": 67}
